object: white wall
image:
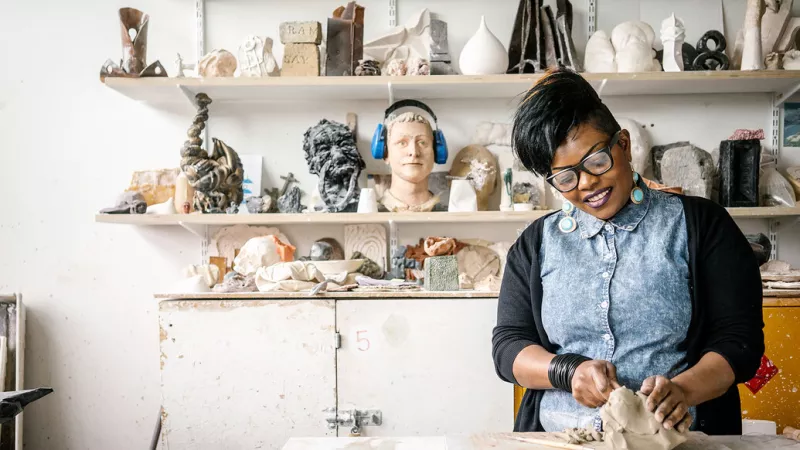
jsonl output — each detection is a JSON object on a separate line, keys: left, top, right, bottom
{"left": 0, "top": 0, "right": 798, "bottom": 448}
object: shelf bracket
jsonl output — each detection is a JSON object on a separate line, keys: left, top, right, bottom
{"left": 597, "top": 78, "right": 608, "bottom": 97}
{"left": 387, "top": 82, "right": 395, "bottom": 105}
{"left": 195, "top": 0, "right": 206, "bottom": 62}
{"left": 768, "top": 219, "right": 779, "bottom": 261}
{"left": 388, "top": 0, "right": 397, "bottom": 27}
{"left": 388, "top": 220, "right": 399, "bottom": 266}
{"left": 776, "top": 80, "right": 800, "bottom": 107}
{"left": 588, "top": 0, "right": 597, "bottom": 35}
{"left": 771, "top": 94, "right": 782, "bottom": 161}
{"left": 179, "top": 222, "right": 210, "bottom": 263}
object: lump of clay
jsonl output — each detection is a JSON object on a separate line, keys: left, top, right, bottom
{"left": 601, "top": 387, "right": 687, "bottom": 450}
{"left": 182, "top": 264, "right": 221, "bottom": 288}
{"left": 213, "top": 272, "right": 257, "bottom": 293}
{"left": 198, "top": 49, "right": 237, "bottom": 77}
{"left": 660, "top": 145, "right": 716, "bottom": 199}
{"left": 584, "top": 30, "right": 617, "bottom": 72}
{"left": 233, "top": 235, "right": 296, "bottom": 276}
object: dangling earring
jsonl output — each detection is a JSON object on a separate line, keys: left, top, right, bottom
{"left": 630, "top": 172, "right": 644, "bottom": 205}
{"left": 559, "top": 200, "right": 577, "bottom": 233}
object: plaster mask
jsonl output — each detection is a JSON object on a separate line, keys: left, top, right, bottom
{"left": 386, "top": 121, "right": 435, "bottom": 184}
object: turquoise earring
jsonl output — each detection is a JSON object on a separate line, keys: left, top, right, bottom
{"left": 631, "top": 172, "right": 644, "bottom": 204}
{"left": 559, "top": 201, "right": 577, "bottom": 233}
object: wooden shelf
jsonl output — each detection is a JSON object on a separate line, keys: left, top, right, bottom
{"left": 95, "top": 204, "right": 800, "bottom": 226}
{"left": 155, "top": 290, "right": 499, "bottom": 300}
{"left": 103, "top": 71, "right": 800, "bottom": 106}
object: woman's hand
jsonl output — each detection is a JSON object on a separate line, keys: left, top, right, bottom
{"left": 571, "top": 360, "right": 621, "bottom": 408}
{"left": 641, "top": 375, "right": 692, "bottom": 432}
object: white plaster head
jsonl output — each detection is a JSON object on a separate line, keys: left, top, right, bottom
{"left": 612, "top": 21, "right": 660, "bottom": 72}
{"left": 783, "top": 49, "right": 800, "bottom": 70}
{"left": 584, "top": 30, "right": 617, "bottom": 73}
{"left": 385, "top": 112, "right": 436, "bottom": 184}
{"left": 617, "top": 118, "right": 652, "bottom": 176}
{"left": 660, "top": 13, "right": 686, "bottom": 43}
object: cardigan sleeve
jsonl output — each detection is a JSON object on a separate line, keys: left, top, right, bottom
{"left": 492, "top": 225, "right": 542, "bottom": 385}
{"left": 695, "top": 200, "right": 765, "bottom": 383}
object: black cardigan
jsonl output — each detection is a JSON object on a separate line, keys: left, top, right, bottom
{"left": 492, "top": 195, "right": 764, "bottom": 435}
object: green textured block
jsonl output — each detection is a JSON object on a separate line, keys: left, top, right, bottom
{"left": 424, "top": 256, "right": 460, "bottom": 291}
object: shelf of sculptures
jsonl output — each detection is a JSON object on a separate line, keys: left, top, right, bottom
{"left": 94, "top": 203, "right": 800, "bottom": 226}
{"left": 103, "top": 71, "right": 800, "bottom": 106}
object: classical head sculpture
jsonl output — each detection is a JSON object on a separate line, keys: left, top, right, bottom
{"left": 370, "top": 100, "right": 448, "bottom": 212}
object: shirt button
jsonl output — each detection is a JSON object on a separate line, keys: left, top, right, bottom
{"left": 600, "top": 301, "right": 609, "bottom": 309}
{"left": 603, "top": 333, "right": 612, "bottom": 341}
{"left": 604, "top": 224, "right": 613, "bottom": 232}
{"left": 602, "top": 272, "right": 610, "bottom": 279}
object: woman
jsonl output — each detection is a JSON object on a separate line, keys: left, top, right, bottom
{"left": 492, "top": 69, "right": 764, "bottom": 436}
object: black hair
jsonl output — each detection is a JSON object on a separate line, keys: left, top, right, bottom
{"left": 512, "top": 68, "right": 620, "bottom": 177}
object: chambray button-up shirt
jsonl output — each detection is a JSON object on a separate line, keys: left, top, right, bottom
{"left": 537, "top": 184, "right": 694, "bottom": 432}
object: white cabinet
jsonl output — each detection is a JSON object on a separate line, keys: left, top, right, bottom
{"left": 159, "top": 300, "right": 337, "bottom": 450}
{"left": 158, "top": 297, "right": 509, "bottom": 449}
{"left": 336, "top": 299, "right": 513, "bottom": 437}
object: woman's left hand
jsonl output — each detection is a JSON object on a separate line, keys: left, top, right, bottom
{"left": 640, "top": 375, "right": 692, "bottom": 432}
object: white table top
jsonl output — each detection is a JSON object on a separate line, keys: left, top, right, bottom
{"left": 281, "top": 433, "right": 800, "bottom": 450}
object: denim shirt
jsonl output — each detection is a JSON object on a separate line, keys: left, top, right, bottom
{"left": 538, "top": 183, "right": 693, "bottom": 432}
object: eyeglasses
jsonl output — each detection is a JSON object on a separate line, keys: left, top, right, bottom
{"left": 546, "top": 131, "right": 619, "bottom": 193}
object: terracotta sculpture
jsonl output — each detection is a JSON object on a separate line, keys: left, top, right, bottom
{"left": 179, "top": 94, "right": 244, "bottom": 213}
{"left": 378, "top": 112, "right": 444, "bottom": 212}
{"left": 99, "top": 8, "right": 167, "bottom": 81}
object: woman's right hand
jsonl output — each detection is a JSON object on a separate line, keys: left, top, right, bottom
{"left": 571, "top": 360, "right": 621, "bottom": 408}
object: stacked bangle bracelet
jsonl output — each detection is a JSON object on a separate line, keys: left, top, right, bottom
{"left": 548, "top": 353, "right": 591, "bottom": 392}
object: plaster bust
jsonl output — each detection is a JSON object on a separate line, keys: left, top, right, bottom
{"left": 379, "top": 112, "right": 442, "bottom": 212}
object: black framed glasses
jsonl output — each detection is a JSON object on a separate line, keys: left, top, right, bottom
{"left": 546, "top": 131, "right": 619, "bottom": 193}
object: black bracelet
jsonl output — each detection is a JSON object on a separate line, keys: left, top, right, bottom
{"left": 548, "top": 353, "right": 591, "bottom": 392}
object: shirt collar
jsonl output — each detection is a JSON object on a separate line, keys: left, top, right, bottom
{"left": 573, "top": 179, "right": 652, "bottom": 239}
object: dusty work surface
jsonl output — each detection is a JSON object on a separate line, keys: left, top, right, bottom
{"left": 282, "top": 432, "right": 800, "bottom": 449}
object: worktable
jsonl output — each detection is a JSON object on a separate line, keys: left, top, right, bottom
{"left": 281, "top": 433, "right": 800, "bottom": 449}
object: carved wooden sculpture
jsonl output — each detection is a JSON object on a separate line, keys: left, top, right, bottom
{"left": 99, "top": 8, "right": 167, "bottom": 81}
{"left": 179, "top": 94, "right": 244, "bottom": 213}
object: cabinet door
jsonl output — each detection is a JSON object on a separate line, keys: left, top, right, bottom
{"left": 336, "top": 299, "right": 513, "bottom": 436}
{"left": 159, "top": 299, "right": 336, "bottom": 450}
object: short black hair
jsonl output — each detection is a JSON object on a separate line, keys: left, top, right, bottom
{"left": 512, "top": 69, "right": 620, "bottom": 178}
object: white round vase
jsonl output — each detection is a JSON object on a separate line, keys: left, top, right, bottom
{"left": 459, "top": 16, "right": 509, "bottom": 75}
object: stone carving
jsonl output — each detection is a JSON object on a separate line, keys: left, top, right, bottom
{"left": 765, "top": 52, "right": 783, "bottom": 69}
{"left": 198, "top": 49, "right": 237, "bottom": 77}
{"left": 127, "top": 168, "right": 179, "bottom": 206}
{"left": 345, "top": 224, "right": 387, "bottom": 270}
{"left": 277, "top": 186, "right": 304, "bottom": 213}
{"left": 326, "top": 2, "right": 364, "bottom": 76}
{"left": 352, "top": 251, "right": 384, "bottom": 279}
{"left": 407, "top": 58, "right": 430, "bottom": 75}
{"left": 309, "top": 241, "right": 334, "bottom": 261}
{"left": 363, "top": 9, "right": 431, "bottom": 73}
{"left": 612, "top": 22, "right": 661, "bottom": 72}
{"left": 556, "top": 0, "right": 582, "bottom": 71}
{"left": 456, "top": 245, "right": 501, "bottom": 285}
{"left": 237, "top": 36, "right": 279, "bottom": 77}
{"left": 174, "top": 53, "right": 196, "bottom": 78}
{"left": 507, "top": 0, "right": 543, "bottom": 73}
{"left": 719, "top": 139, "right": 761, "bottom": 207}
{"left": 355, "top": 59, "right": 381, "bottom": 76}
{"left": 448, "top": 145, "right": 498, "bottom": 211}
{"left": 777, "top": 17, "right": 800, "bottom": 52}
{"left": 282, "top": 44, "right": 320, "bottom": 76}
{"left": 761, "top": 0, "right": 793, "bottom": 55}
{"left": 279, "top": 21, "right": 322, "bottom": 44}
{"left": 390, "top": 245, "right": 409, "bottom": 280}
{"left": 179, "top": 94, "right": 244, "bottom": 213}
{"left": 99, "top": 8, "right": 168, "bottom": 81}
{"left": 540, "top": 6, "right": 559, "bottom": 69}
{"left": 660, "top": 14, "right": 686, "bottom": 72}
{"left": 617, "top": 118, "right": 651, "bottom": 176}
{"left": 660, "top": 145, "right": 716, "bottom": 199}
{"left": 303, "top": 119, "right": 365, "bottom": 212}
{"left": 246, "top": 195, "right": 272, "bottom": 214}
{"left": 585, "top": 31, "right": 617, "bottom": 73}
{"left": 430, "top": 18, "right": 456, "bottom": 74}
{"left": 460, "top": 16, "right": 509, "bottom": 75}
{"left": 693, "top": 31, "right": 729, "bottom": 70}
{"left": 651, "top": 141, "right": 690, "bottom": 182}
{"left": 741, "top": 0, "right": 765, "bottom": 70}
{"left": 100, "top": 191, "right": 147, "bottom": 214}
{"left": 784, "top": 49, "right": 800, "bottom": 69}
{"left": 424, "top": 256, "right": 460, "bottom": 291}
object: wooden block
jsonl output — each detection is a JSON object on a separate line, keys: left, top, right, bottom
{"left": 209, "top": 256, "right": 227, "bottom": 283}
{"left": 282, "top": 43, "right": 320, "bottom": 76}
{"left": 279, "top": 21, "right": 322, "bottom": 45}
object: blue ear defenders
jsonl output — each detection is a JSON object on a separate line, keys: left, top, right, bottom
{"left": 370, "top": 99, "right": 448, "bottom": 164}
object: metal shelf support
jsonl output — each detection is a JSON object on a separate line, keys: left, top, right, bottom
{"left": 389, "top": 0, "right": 397, "bottom": 27}
{"left": 588, "top": 0, "right": 597, "bottom": 35}
{"left": 769, "top": 219, "right": 780, "bottom": 261}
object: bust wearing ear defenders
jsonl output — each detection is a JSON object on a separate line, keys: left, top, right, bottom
{"left": 370, "top": 100, "right": 448, "bottom": 212}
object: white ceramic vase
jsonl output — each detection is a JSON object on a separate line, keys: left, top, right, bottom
{"left": 357, "top": 188, "right": 378, "bottom": 213}
{"left": 459, "top": 16, "right": 509, "bottom": 75}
